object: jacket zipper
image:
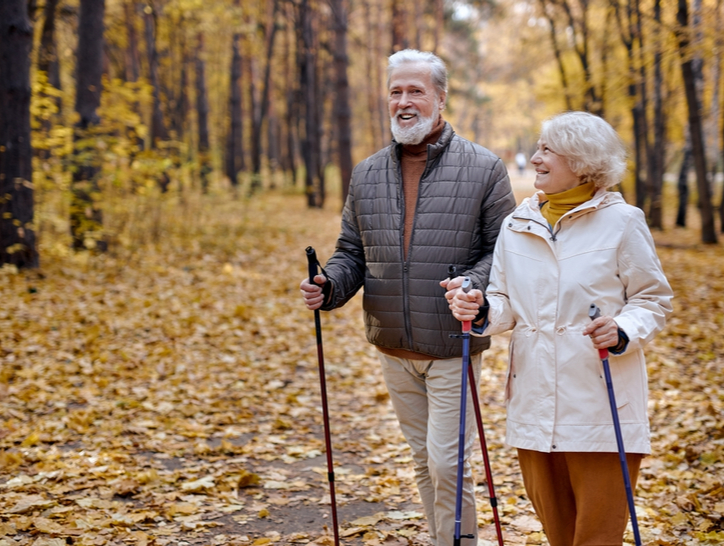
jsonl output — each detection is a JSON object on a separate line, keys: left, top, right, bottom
{"left": 401, "top": 149, "right": 435, "bottom": 348}
{"left": 512, "top": 215, "right": 560, "bottom": 241}
{"left": 395, "top": 154, "right": 414, "bottom": 347}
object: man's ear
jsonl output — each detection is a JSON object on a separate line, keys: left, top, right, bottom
{"left": 438, "top": 91, "right": 447, "bottom": 112}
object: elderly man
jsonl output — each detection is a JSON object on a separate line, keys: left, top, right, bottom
{"left": 300, "top": 49, "right": 516, "bottom": 546}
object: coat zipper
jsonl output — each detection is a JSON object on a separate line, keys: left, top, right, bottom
{"left": 394, "top": 153, "right": 414, "bottom": 347}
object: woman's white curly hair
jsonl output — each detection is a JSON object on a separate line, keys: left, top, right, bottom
{"left": 540, "top": 111, "right": 628, "bottom": 189}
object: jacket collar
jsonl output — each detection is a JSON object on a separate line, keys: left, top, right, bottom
{"left": 390, "top": 121, "right": 455, "bottom": 162}
{"left": 516, "top": 187, "right": 625, "bottom": 223}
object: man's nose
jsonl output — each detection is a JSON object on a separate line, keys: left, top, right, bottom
{"left": 398, "top": 92, "right": 412, "bottom": 107}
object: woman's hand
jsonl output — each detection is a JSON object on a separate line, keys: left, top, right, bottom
{"left": 583, "top": 315, "right": 619, "bottom": 349}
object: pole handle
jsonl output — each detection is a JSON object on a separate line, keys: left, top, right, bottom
{"left": 305, "top": 246, "right": 318, "bottom": 284}
{"left": 588, "top": 303, "right": 609, "bottom": 359}
{"left": 461, "top": 277, "right": 472, "bottom": 333}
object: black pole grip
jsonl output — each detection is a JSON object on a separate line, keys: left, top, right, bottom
{"left": 306, "top": 246, "right": 318, "bottom": 284}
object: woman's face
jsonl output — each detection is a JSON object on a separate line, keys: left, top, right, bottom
{"left": 530, "top": 140, "right": 581, "bottom": 194}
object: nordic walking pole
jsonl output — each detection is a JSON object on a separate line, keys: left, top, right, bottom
{"left": 588, "top": 303, "right": 642, "bottom": 546}
{"left": 305, "top": 246, "right": 340, "bottom": 546}
{"left": 452, "top": 277, "right": 476, "bottom": 546}
{"left": 448, "top": 266, "right": 505, "bottom": 545}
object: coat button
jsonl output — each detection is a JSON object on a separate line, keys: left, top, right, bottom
{"left": 527, "top": 226, "right": 531, "bottom": 230}
{"left": 508, "top": 222, "right": 512, "bottom": 227}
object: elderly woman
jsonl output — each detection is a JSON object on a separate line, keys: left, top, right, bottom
{"left": 444, "top": 112, "right": 673, "bottom": 546}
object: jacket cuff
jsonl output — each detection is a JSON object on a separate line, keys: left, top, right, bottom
{"left": 471, "top": 297, "right": 490, "bottom": 335}
{"left": 609, "top": 328, "right": 629, "bottom": 355}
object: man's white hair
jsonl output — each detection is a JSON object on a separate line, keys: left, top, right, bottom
{"left": 540, "top": 111, "right": 627, "bottom": 189}
{"left": 387, "top": 49, "right": 448, "bottom": 97}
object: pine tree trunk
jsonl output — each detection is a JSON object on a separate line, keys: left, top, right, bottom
{"left": 144, "top": 3, "right": 166, "bottom": 146}
{"left": 649, "top": 0, "right": 666, "bottom": 229}
{"left": 225, "top": 25, "right": 244, "bottom": 187}
{"left": 391, "top": 0, "right": 409, "bottom": 53}
{"left": 677, "top": 0, "right": 717, "bottom": 243}
{"left": 299, "top": 0, "right": 321, "bottom": 208}
{"left": 37, "top": 0, "right": 61, "bottom": 89}
{"left": 332, "top": 0, "right": 353, "bottom": 208}
{"left": 432, "top": 0, "right": 443, "bottom": 54}
{"left": 0, "top": 0, "right": 37, "bottom": 268}
{"left": 676, "top": 135, "right": 692, "bottom": 227}
{"left": 249, "top": 0, "right": 280, "bottom": 194}
{"left": 538, "top": 0, "right": 573, "bottom": 111}
{"left": 124, "top": 1, "right": 140, "bottom": 83}
{"left": 71, "top": 0, "right": 106, "bottom": 251}
{"left": 283, "top": 3, "right": 298, "bottom": 187}
{"left": 195, "top": 33, "right": 211, "bottom": 193}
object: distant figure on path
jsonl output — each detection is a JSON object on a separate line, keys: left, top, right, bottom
{"left": 515, "top": 151, "right": 527, "bottom": 175}
{"left": 300, "top": 49, "right": 516, "bottom": 546}
{"left": 447, "top": 111, "right": 673, "bottom": 546}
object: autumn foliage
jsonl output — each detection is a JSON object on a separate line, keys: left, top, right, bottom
{"left": 1, "top": 189, "right": 723, "bottom": 545}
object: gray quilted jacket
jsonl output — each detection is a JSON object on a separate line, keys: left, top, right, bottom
{"left": 321, "top": 123, "right": 516, "bottom": 358}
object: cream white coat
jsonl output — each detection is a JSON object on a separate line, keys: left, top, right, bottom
{"left": 481, "top": 189, "right": 673, "bottom": 454}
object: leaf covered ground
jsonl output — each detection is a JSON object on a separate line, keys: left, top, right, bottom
{"left": 1, "top": 190, "right": 723, "bottom": 546}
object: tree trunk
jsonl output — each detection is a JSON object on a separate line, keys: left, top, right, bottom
{"left": 413, "top": 0, "right": 423, "bottom": 50}
{"left": 267, "top": 104, "right": 280, "bottom": 188}
{"left": 635, "top": 0, "right": 654, "bottom": 215}
{"left": 299, "top": 0, "right": 321, "bottom": 208}
{"left": 677, "top": 0, "right": 717, "bottom": 243}
{"left": 375, "top": 0, "right": 388, "bottom": 146}
{"left": 391, "top": 0, "right": 409, "bottom": 53}
{"left": 225, "top": 19, "right": 244, "bottom": 187}
{"left": 0, "top": 0, "right": 37, "bottom": 268}
{"left": 37, "top": 0, "right": 61, "bottom": 89}
{"left": 195, "top": 32, "right": 211, "bottom": 193}
{"left": 249, "top": 0, "right": 280, "bottom": 194}
{"left": 71, "top": 0, "right": 106, "bottom": 251}
{"left": 332, "top": 0, "right": 353, "bottom": 208}
{"left": 124, "top": 1, "right": 140, "bottom": 83}
{"left": 649, "top": 0, "right": 666, "bottom": 229}
{"left": 283, "top": 2, "right": 298, "bottom": 187}
{"left": 170, "top": 41, "right": 189, "bottom": 143}
{"left": 432, "top": 0, "right": 443, "bottom": 54}
{"left": 539, "top": 0, "right": 573, "bottom": 111}
{"left": 35, "top": 0, "right": 61, "bottom": 160}
{"left": 144, "top": 2, "right": 166, "bottom": 146}
{"left": 676, "top": 136, "right": 692, "bottom": 227}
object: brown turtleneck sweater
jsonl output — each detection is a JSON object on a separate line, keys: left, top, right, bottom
{"left": 401, "top": 115, "right": 445, "bottom": 259}
{"left": 378, "top": 115, "right": 446, "bottom": 361}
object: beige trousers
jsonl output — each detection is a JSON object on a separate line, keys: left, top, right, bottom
{"left": 517, "top": 449, "right": 643, "bottom": 546}
{"left": 378, "top": 351, "right": 482, "bottom": 546}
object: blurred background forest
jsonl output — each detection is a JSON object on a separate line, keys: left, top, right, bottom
{"left": 2, "top": 0, "right": 724, "bottom": 267}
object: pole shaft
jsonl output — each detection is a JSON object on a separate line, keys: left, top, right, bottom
{"left": 601, "top": 354, "right": 642, "bottom": 546}
{"left": 306, "top": 247, "right": 340, "bottom": 546}
{"left": 467, "top": 363, "right": 505, "bottom": 545}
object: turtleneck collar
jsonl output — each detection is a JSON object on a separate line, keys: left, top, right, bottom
{"left": 540, "top": 181, "right": 597, "bottom": 227}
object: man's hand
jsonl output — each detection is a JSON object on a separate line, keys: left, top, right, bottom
{"left": 440, "top": 276, "right": 484, "bottom": 322}
{"left": 300, "top": 274, "right": 328, "bottom": 310}
{"left": 583, "top": 315, "right": 619, "bottom": 350}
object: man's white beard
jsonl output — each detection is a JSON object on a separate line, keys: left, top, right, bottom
{"left": 391, "top": 109, "right": 438, "bottom": 145}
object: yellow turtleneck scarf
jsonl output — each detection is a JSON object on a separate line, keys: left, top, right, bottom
{"left": 540, "top": 181, "right": 597, "bottom": 227}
